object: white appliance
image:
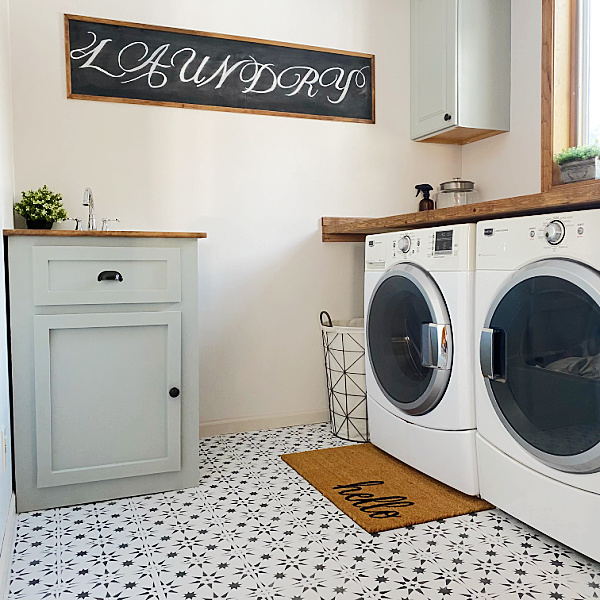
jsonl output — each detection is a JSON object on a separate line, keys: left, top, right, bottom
{"left": 475, "top": 210, "right": 600, "bottom": 562}
{"left": 365, "top": 224, "right": 478, "bottom": 495}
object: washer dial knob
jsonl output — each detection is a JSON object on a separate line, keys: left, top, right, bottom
{"left": 544, "top": 220, "right": 565, "bottom": 245}
{"left": 398, "top": 235, "right": 411, "bottom": 253}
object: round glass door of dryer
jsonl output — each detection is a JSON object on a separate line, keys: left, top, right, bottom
{"left": 366, "top": 263, "right": 452, "bottom": 415}
{"left": 481, "top": 259, "right": 600, "bottom": 473}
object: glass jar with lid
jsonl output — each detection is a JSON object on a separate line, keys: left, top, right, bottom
{"left": 436, "top": 178, "right": 480, "bottom": 209}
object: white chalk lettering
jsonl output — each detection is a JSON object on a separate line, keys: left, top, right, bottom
{"left": 277, "top": 66, "right": 320, "bottom": 97}
{"left": 69, "top": 33, "right": 370, "bottom": 106}
{"left": 118, "top": 42, "right": 172, "bottom": 88}
{"left": 239, "top": 57, "right": 277, "bottom": 94}
{"left": 195, "top": 55, "right": 252, "bottom": 89}
{"left": 171, "top": 48, "right": 210, "bottom": 84}
{"left": 320, "top": 66, "right": 369, "bottom": 104}
{"left": 70, "top": 32, "right": 125, "bottom": 78}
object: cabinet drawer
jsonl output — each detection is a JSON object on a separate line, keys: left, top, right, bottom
{"left": 32, "top": 246, "right": 181, "bottom": 305}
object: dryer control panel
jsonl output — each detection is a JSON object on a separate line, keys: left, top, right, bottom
{"left": 477, "top": 210, "right": 599, "bottom": 271}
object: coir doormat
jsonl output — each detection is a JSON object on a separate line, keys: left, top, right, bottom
{"left": 281, "top": 443, "right": 494, "bottom": 534}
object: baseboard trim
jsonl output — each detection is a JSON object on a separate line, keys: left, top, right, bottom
{"left": 0, "top": 494, "right": 16, "bottom": 600}
{"left": 199, "top": 409, "right": 329, "bottom": 437}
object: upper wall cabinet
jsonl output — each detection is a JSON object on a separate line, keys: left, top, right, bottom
{"left": 410, "top": 0, "right": 511, "bottom": 145}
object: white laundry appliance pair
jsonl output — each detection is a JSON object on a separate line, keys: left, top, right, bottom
{"left": 365, "top": 210, "right": 600, "bottom": 562}
{"left": 364, "top": 224, "right": 478, "bottom": 495}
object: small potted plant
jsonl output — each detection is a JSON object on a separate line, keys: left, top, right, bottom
{"left": 554, "top": 143, "right": 600, "bottom": 184}
{"left": 14, "top": 185, "right": 68, "bottom": 229}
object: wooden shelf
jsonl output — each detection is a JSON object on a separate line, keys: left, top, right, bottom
{"left": 322, "top": 179, "right": 600, "bottom": 241}
{"left": 4, "top": 229, "right": 207, "bottom": 238}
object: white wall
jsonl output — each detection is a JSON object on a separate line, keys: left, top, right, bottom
{"left": 0, "top": 0, "right": 14, "bottom": 553}
{"left": 462, "top": 0, "right": 542, "bottom": 201}
{"left": 9, "top": 0, "right": 461, "bottom": 431}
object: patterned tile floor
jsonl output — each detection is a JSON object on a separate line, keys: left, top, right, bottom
{"left": 7, "top": 423, "right": 600, "bottom": 600}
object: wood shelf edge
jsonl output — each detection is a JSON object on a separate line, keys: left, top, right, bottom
{"left": 320, "top": 218, "right": 367, "bottom": 242}
{"left": 322, "top": 180, "right": 600, "bottom": 240}
{"left": 322, "top": 232, "right": 367, "bottom": 242}
{"left": 3, "top": 229, "right": 208, "bottom": 238}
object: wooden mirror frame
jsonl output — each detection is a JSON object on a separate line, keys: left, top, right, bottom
{"left": 541, "top": 0, "right": 600, "bottom": 197}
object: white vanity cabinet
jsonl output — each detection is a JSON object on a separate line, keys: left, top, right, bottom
{"left": 410, "top": 0, "right": 511, "bottom": 144}
{"left": 5, "top": 231, "right": 203, "bottom": 512}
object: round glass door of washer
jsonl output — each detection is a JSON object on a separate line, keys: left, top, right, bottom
{"left": 367, "top": 263, "right": 452, "bottom": 416}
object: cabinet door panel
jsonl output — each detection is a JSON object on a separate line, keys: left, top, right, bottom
{"left": 411, "top": 0, "right": 457, "bottom": 139}
{"left": 34, "top": 311, "right": 181, "bottom": 487}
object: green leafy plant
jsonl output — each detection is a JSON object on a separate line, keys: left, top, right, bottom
{"left": 14, "top": 185, "right": 68, "bottom": 222}
{"left": 554, "top": 143, "right": 600, "bottom": 165}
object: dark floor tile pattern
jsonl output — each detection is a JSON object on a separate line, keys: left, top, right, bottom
{"left": 7, "top": 423, "right": 600, "bottom": 599}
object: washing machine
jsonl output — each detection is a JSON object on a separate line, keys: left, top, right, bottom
{"left": 365, "top": 223, "right": 478, "bottom": 495}
{"left": 475, "top": 210, "right": 600, "bottom": 562}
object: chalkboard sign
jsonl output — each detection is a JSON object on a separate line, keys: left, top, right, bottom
{"left": 65, "top": 15, "right": 375, "bottom": 123}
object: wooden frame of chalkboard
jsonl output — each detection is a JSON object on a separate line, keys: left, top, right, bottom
{"left": 64, "top": 15, "right": 375, "bottom": 124}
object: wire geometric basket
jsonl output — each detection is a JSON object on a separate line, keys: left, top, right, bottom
{"left": 320, "top": 311, "right": 369, "bottom": 442}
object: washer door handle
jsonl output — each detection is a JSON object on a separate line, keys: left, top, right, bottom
{"left": 421, "top": 323, "right": 451, "bottom": 370}
{"left": 481, "top": 328, "right": 506, "bottom": 382}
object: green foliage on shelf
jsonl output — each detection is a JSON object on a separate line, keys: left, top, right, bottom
{"left": 14, "top": 185, "right": 68, "bottom": 222}
{"left": 554, "top": 144, "right": 600, "bottom": 165}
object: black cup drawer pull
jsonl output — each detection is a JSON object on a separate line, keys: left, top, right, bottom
{"left": 98, "top": 270, "right": 123, "bottom": 282}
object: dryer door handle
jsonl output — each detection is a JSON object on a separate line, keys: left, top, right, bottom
{"left": 481, "top": 328, "right": 506, "bottom": 382}
{"left": 421, "top": 323, "right": 451, "bottom": 370}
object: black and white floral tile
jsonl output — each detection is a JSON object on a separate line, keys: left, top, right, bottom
{"left": 7, "top": 423, "right": 600, "bottom": 600}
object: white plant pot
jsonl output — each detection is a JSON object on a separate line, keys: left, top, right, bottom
{"left": 559, "top": 157, "right": 600, "bottom": 183}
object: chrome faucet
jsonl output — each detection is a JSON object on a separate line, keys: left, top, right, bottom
{"left": 82, "top": 187, "right": 96, "bottom": 230}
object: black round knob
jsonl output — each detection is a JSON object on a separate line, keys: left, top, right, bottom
{"left": 169, "top": 387, "right": 180, "bottom": 398}
{"left": 444, "top": 113, "right": 452, "bottom": 121}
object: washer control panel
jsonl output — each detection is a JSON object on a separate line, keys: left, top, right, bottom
{"left": 398, "top": 235, "right": 411, "bottom": 253}
{"left": 391, "top": 229, "right": 457, "bottom": 260}
{"left": 366, "top": 225, "right": 475, "bottom": 272}
{"left": 434, "top": 229, "right": 453, "bottom": 254}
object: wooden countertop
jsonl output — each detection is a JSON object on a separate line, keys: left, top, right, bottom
{"left": 322, "top": 179, "right": 600, "bottom": 241}
{"left": 4, "top": 229, "right": 207, "bottom": 238}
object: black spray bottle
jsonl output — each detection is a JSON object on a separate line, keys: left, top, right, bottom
{"left": 415, "top": 184, "right": 434, "bottom": 211}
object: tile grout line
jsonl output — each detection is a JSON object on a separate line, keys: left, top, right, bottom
{"left": 56, "top": 510, "right": 62, "bottom": 598}
{"left": 127, "top": 498, "right": 167, "bottom": 600}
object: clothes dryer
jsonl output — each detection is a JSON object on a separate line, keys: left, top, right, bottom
{"left": 365, "top": 224, "right": 478, "bottom": 495}
{"left": 475, "top": 210, "right": 600, "bottom": 562}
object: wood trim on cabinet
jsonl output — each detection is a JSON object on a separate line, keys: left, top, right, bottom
{"left": 415, "top": 127, "right": 507, "bottom": 146}
{"left": 3, "top": 229, "right": 207, "bottom": 238}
